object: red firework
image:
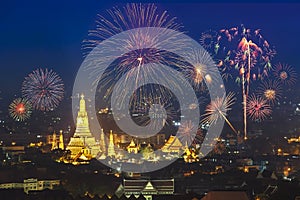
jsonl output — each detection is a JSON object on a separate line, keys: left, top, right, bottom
{"left": 246, "top": 94, "right": 272, "bottom": 121}
{"left": 9, "top": 98, "right": 32, "bottom": 121}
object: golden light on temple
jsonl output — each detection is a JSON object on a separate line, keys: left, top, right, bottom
{"left": 243, "top": 167, "right": 249, "bottom": 173}
{"left": 67, "top": 94, "right": 100, "bottom": 162}
{"left": 277, "top": 148, "right": 282, "bottom": 154}
{"left": 287, "top": 136, "right": 300, "bottom": 143}
{"left": 283, "top": 166, "right": 292, "bottom": 177}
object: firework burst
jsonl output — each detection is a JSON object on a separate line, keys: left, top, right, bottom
{"left": 83, "top": 3, "right": 183, "bottom": 65}
{"left": 9, "top": 98, "right": 32, "bottom": 121}
{"left": 84, "top": 3, "right": 181, "bottom": 49}
{"left": 205, "top": 24, "right": 276, "bottom": 139}
{"left": 246, "top": 94, "right": 272, "bottom": 121}
{"left": 86, "top": 3, "right": 189, "bottom": 110}
{"left": 201, "top": 92, "right": 237, "bottom": 134}
{"left": 131, "top": 92, "right": 179, "bottom": 129}
{"left": 183, "top": 48, "right": 218, "bottom": 89}
{"left": 199, "top": 30, "right": 217, "bottom": 50}
{"left": 257, "top": 80, "right": 282, "bottom": 104}
{"left": 178, "top": 120, "right": 198, "bottom": 145}
{"left": 273, "top": 63, "right": 297, "bottom": 86}
{"left": 22, "top": 68, "right": 64, "bottom": 111}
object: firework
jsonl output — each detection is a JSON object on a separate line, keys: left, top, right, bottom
{"left": 178, "top": 120, "right": 197, "bottom": 145}
{"left": 85, "top": 3, "right": 188, "bottom": 109}
{"left": 183, "top": 48, "right": 218, "bottom": 89}
{"left": 131, "top": 92, "right": 179, "bottom": 129}
{"left": 273, "top": 63, "right": 297, "bottom": 86}
{"left": 212, "top": 25, "right": 275, "bottom": 81}
{"left": 205, "top": 24, "right": 276, "bottom": 139}
{"left": 83, "top": 3, "right": 182, "bottom": 65}
{"left": 22, "top": 68, "right": 64, "bottom": 111}
{"left": 9, "top": 98, "right": 32, "bottom": 121}
{"left": 84, "top": 3, "right": 181, "bottom": 49}
{"left": 246, "top": 94, "right": 272, "bottom": 121}
{"left": 199, "top": 30, "right": 217, "bottom": 50}
{"left": 257, "top": 80, "right": 282, "bottom": 104}
{"left": 201, "top": 92, "right": 237, "bottom": 134}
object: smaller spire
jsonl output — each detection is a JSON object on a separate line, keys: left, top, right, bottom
{"left": 107, "top": 130, "right": 116, "bottom": 157}
{"left": 59, "top": 130, "right": 64, "bottom": 150}
{"left": 51, "top": 131, "right": 58, "bottom": 150}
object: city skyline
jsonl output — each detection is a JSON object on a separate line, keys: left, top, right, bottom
{"left": 1, "top": 1, "right": 300, "bottom": 136}
{"left": 1, "top": 2, "right": 300, "bottom": 199}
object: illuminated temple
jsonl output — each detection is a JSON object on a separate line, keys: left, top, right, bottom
{"left": 66, "top": 94, "right": 100, "bottom": 159}
{"left": 161, "top": 136, "right": 183, "bottom": 153}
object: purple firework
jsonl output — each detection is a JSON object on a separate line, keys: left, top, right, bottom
{"left": 22, "top": 68, "right": 64, "bottom": 111}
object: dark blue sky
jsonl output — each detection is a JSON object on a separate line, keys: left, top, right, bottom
{"left": 1, "top": 1, "right": 300, "bottom": 107}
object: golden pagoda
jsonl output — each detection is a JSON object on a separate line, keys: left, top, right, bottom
{"left": 67, "top": 94, "right": 100, "bottom": 159}
{"left": 161, "top": 136, "right": 183, "bottom": 153}
{"left": 127, "top": 139, "right": 139, "bottom": 154}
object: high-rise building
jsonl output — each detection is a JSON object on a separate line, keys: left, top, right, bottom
{"left": 66, "top": 94, "right": 100, "bottom": 159}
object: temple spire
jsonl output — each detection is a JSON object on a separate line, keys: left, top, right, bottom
{"left": 107, "top": 130, "right": 116, "bottom": 157}
{"left": 66, "top": 93, "right": 100, "bottom": 159}
{"left": 59, "top": 130, "right": 64, "bottom": 150}
{"left": 51, "top": 131, "right": 58, "bottom": 150}
{"left": 79, "top": 94, "right": 85, "bottom": 113}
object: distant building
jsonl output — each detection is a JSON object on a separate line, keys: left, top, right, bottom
{"left": 127, "top": 139, "right": 139, "bottom": 154}
{"left": 48, "top": 130, "right": 64, "bottom": 151}
{"left": 0, "top": 178, "right": 60, "bottom": 194}
{"left": 120, "top": 179, "right": 174, "bottom": 200}
{"left": 1, "top": 145, "right": 25, "bottom": 164}
{"left": 112, "top": 132, "right": 165, "bottom": 148}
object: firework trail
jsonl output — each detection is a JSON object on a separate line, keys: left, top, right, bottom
{"left": 202, "top": 24, "right": 276, "bottom": 139}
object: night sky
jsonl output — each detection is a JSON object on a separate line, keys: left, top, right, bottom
{"left": 1, "top": 0, "right": 300, "bottom": 119}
